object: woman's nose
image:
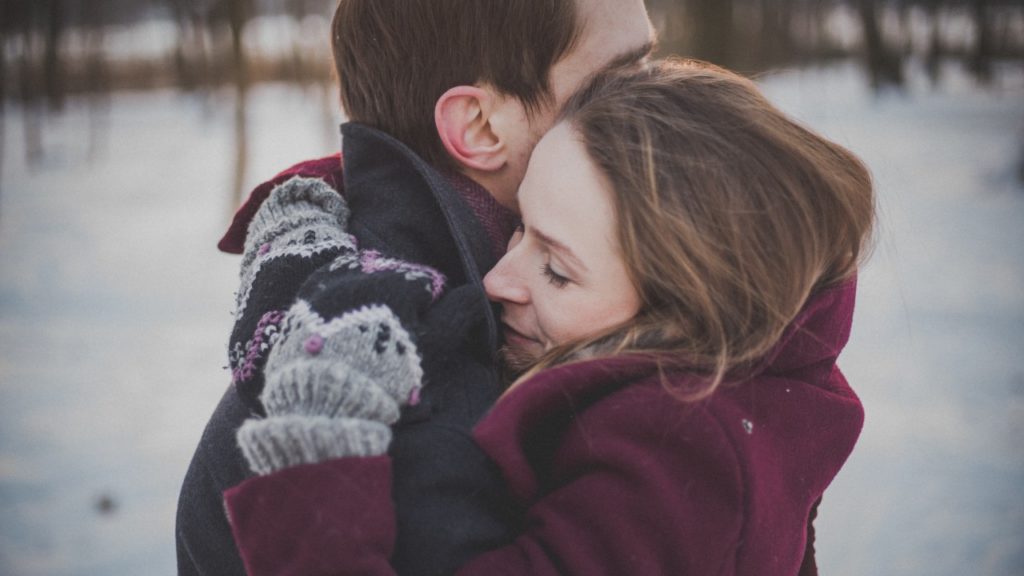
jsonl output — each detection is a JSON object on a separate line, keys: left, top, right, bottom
{"left": 483, "top": 253, "right": 529, "bottom": 305}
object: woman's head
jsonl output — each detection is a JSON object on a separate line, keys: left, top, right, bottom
{"left": 484, "top": 59, "right": 875, "bottom": 393}
{"left": 483, "top": 122, "right": 642, "bottom": 370}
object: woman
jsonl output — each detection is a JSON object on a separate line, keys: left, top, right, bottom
{"left": 226, "top": 59, "right": 875, "bottom": 575}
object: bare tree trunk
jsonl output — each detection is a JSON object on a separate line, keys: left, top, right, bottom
{"left": 897, "top": 0, "right": 913, "bottom": 55}
{"left": 232, "top": 83, "right": 249, "bottom": 208}
{"left": 859, "top": 0, "right": 903, "bottom": 89}
{"left": 170, "top": 0, "right": 213, "bottom": 91}
{"left": 777, "top": 0, "right": 793, "bottom": 59}
{"left": 1, "top": 0, "right": 8, "bottom": 197}
{"left": 228, "top": 0, "right": 250, "bottom": 88}
{"left": 192, "top": 10, "right": 212, "bottom": 90}
{"left": 4, "top": 0, "right": 39, "bottom": 168}
{"left": 1, "top": 52, "right": 5, "bottom": 207}
{"left": 970, "top": 0, "right": 993, "bottom": 84}
{"left": 925, "top": 1, "right": 944, "bottom": 86}
{"left": 320, "top": 75, "right": 339, "bottom": 151}
{"left": 652, "top": 0, "right": 690, "bottom": 58}
{"left": 760, "top": 0, "right": 793, "bottom": 65}
{"left": 287, "top": 0, "right": 308, "bottom": 83}
{"left": 1, "top": 0, "right": 7, "bottom": 107}
{"left": 0, "top": 103, "right": 5, "bottom": 213}
{"left": 17, "top": 24, "right": 43, "bottom": 165}
{"left": 170, "top": 0, "right": 195, "bottom": 90}
{"left": 83, "top": 4, "right": 109, "bottom": 163}
{"left": 807, "top": 0, "right": 829, "bottom": 57}
{"left": 228, "top": 0, "right": 252, "bottom": 204}
{"left": 1018, "top": 133, "right": 1024, "bottom": 185}
{"left": 687, "top": 0, "right": 734, "bottom": 66}
{"left": 43, "top": 0, "right": 65, "bottom": 111}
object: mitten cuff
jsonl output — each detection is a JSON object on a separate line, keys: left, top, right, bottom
{"left": 237, "top": 415, "right": 392, "bottom": 475}
{"left": 261, "top": 357, "right": 402, "bottom": 424}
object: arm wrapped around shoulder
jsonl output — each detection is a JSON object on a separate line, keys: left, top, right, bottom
{"left": 463, "top": 374, "right": 748, "bottom": 576}
{"left": 233, "top": 171, "right": 451, "bottom": 476}
{"left": 234, "top": 189, "right": 452, "bottom": 475}
{"left": 229, "top": 176, "right": 358, "bottom": 408}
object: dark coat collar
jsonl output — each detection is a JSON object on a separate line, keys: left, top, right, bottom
{"left": 339, "top": 122, "right": 499, "bottom": 355}
{"left": 340, "top": 122, "right": 496, "bottom": 284}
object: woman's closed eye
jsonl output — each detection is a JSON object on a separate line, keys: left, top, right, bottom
{"left": 541, "top": 263, "right": 571, "bottom": 288}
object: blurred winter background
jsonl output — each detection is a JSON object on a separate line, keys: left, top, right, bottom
{"left": 1, "top": 0, "right": 1022, "bottom": 574}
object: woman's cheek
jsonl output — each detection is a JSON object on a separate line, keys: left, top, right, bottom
{"left": 538, "top": 295, "right": 575, "bottom": 347}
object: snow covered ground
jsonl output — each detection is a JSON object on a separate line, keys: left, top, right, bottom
{"left": 0, "top": 61, "right": 1021, "bottom": 575}
{"left": 760, "top": 61, "right": 1024, "bottom": 576}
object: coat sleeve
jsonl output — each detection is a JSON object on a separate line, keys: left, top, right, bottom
{"left": 223, "top": 396, "right": 747, "bottom": 576}
{"left": 224, "top": 457, "right": 398, "bottom": 576}
{"left": 458, "top": 400, "right": 747, "bottom": 576}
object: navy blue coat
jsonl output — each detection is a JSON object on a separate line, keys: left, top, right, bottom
{"left": 176, "top": 123, "right": 514, "bottom": 576}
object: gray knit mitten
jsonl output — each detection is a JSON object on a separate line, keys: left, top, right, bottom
{"left": 237, "top": 302, "right": 423, "bottom": 475}
{"left": 243, "top": 175, "right": 352, "bottom": 259}
{"left": 236, "top": 176, "right": 355, "bottom": 318}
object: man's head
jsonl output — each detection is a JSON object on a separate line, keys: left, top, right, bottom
{"left": 332, "top": 0, "right": 654, "bottom": 209}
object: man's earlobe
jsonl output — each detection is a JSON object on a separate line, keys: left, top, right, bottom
{"left": 435, "top": 86, "right": 507, "bottom": 172}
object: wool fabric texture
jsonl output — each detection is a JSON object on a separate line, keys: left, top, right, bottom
{"left": 178, "top": 123, "right": 513, "bottom": 576}
{"left": 228, "top": 177, "right": 358, "bottom": 401}
{"left": 238, "top": 416, "right": 392, "bottom": 475}
{"left": 224, "top": 280, "right": 865, "bottom": 576}
{"left": 232, "top": 178, "right": 432, "bottom": 473}
{"left": 236, "top": 304, "right": 425, "bottom": 473}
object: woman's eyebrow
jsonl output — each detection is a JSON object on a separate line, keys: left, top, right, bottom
{"left": 531, "top": 226, "right": 589, "bottom": 273}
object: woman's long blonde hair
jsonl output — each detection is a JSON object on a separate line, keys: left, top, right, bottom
{"left": 514, "top": 59, "right": 875, "bottom": 400}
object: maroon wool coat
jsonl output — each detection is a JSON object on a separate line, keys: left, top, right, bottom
{"left": 225, "top": 280, "right": 864, "bottom": 575}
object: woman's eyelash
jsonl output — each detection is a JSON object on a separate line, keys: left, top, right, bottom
{"left": 541, "top": 263, "right": 570, "bottom": 288}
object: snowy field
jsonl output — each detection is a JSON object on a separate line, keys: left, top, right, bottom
{"left": 761, "top": 62, "right": 1024, "bottom": 576}
{"left": 0, "top": 61, "right": 1022, "bottom": 575}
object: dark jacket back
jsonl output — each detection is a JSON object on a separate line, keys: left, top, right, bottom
{"left": 176, "top": 123, "right": 513, "bottom": 576}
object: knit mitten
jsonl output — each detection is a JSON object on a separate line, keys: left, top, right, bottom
{"left": 229, "top": 176, "right": 356, "bottom": 407}
{"left": 241, "top": 175, "right": 354, "bottom": 275}
{"left": 235, "top": 176, "right": 356, "bottom": 317}
{"left": 237, "top": 303, "right": 423, "bottom": 475}
{"left": 232, "top": 175, "right": 452, "bottom": 476}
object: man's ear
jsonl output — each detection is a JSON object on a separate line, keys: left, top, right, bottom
{"left": 435, "top": 86, "right": 507, "bottom": 172}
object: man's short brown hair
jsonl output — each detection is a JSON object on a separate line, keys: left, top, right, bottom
{"left": 332, "top": 0, "right": 580, "bottom": 169}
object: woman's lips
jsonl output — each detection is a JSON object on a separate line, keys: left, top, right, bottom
{"left": 502, "top": 322, "right": 541, "bottom": 348}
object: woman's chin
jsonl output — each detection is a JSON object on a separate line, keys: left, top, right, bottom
{"left": 499, "top": 342, "right": 544, "bottom": 376}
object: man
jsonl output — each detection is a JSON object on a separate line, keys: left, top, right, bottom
{"left": 176, "top": 1, "right": 655, "bottom": 574}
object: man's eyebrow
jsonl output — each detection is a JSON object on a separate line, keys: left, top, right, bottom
{"left": 532, "top": 226, "right": 589, "bottom": 273}
{"left": 606, "top": 40, "right": 657, "bottom": 71}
